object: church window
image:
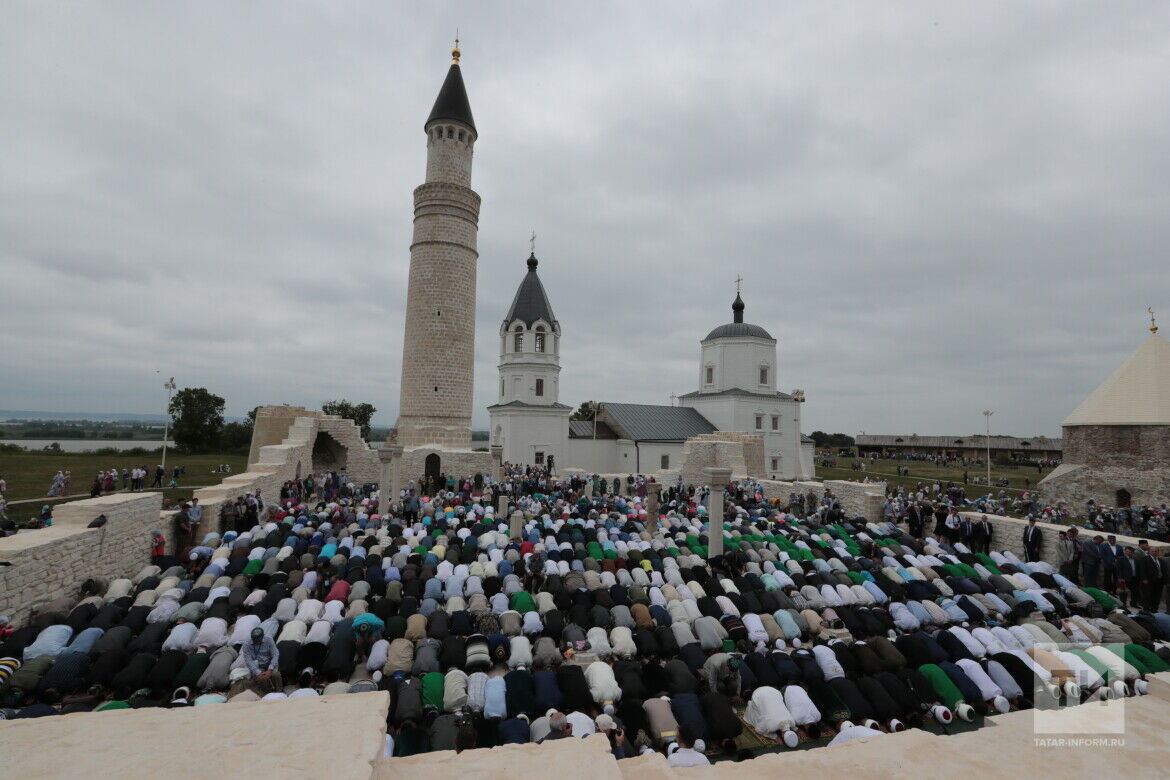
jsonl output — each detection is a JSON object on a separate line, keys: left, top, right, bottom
{"left": 535, "top": 378, "right": 544, "bottom": 397}
{"left": 458, "top": 130, "right": 465, "bottom": 141}
{"left": 660, "top": 454, "right": 670, "bottom": 469}
{"left": 535, "top": 327, "right": 546, "bottom": 353}
{"left": 535, "top": 451, "right": 545, "bottom": 465}
{"left": 760, "top": 366, "right": 769, "bottom": 385}
{"left": 705, "top": 366, "right": 713, "bottom": 385}
{"left": 513, "top": 327, "right": 524, "bottom": 352}
{"left": 771, "top": 415, "right": 779, "bottom": 431}
{"left": 500, "top": 379, "right": 505, "bottom": 397}
{"left": 771, "top": 458, "right": 779, "bottom": 471}
{"left": 446, "top": 127, "right": 454, "bottom": 139}
{"left": 755, "top": 415, "right": 763, "bottom": 430}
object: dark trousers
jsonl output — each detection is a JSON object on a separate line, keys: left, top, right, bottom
{"left": 1082, "top": 563, "right": 1100, "bottom": 590}
{"left": 1140, "top": 582, "right": 1162, "bottom": 612}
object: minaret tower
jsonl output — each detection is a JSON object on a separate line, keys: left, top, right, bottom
{"left": 395, "top": 41, "right": 480, "bottom": 451}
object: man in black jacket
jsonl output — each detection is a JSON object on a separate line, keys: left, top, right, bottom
{"left": 1135, "top": 541, "right": 1163, "bottom": 612}
{"left": 1022, "top": 518, "right": 1043, "bottom": 562}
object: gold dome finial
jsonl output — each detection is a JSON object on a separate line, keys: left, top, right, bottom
{"left": 1150, "top": 306, "right": 1159, "bottom": 334}
{"left": 452, "top": 31, "right": 461, "bottom": 64}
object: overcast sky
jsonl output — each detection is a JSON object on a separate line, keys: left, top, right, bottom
{"left": 2, "top": 2, "right": 1168, "bottom": 438}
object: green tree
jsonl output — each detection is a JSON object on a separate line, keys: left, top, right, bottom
{"left": 809, "top": 430, "right": 829, "bottom": 447}
{"left": 321, "top": 399, "right": 377, "bottom": 439}
{"left": 569, "top": 401, "right": 599, "bottom": 421}
{"left": 168, "top": 387, "right": 226, "bottom": 453}
{"left": 219, "top": 421, "right": 253, "bottom": 453}
{"left": 826, "top": 433, "right": 856, "bottom": 448}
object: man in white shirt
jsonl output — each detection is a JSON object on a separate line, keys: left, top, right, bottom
{"left": 667, "top": 727, "right": 710, "bottom": 767}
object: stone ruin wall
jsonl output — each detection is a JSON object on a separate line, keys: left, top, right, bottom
{"left": 757, "top": 478, "right": 887, "bottom": 523}
{"left": 0, "top": 492, "right": 163, "bottom": 625}
{"left": 193, "top": 407, "right": 380, "bottom": 534}
{"left": 395, "top": 448, "right": 494, "bottom": 496}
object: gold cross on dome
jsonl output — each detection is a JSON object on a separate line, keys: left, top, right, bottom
{"left": 1150, "top": 307, "right": 1159, "bottom": 334}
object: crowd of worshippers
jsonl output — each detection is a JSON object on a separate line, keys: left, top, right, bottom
{"left": 2, "top": 478, "right": 1170, "bottom": 766}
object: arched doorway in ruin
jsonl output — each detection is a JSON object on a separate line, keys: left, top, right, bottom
{"left": 425, "top": 453, "right": 441, "bottom": 488}
{"left": 1116, "top": 488, "right": 1132, "bottom": 508}
{"left": 312, "top": 432, "right": 347, "bottom": 473}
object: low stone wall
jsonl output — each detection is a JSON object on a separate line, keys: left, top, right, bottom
{"left": 0, "top": 690, "right": 389, "bottom": 779}
{"left": 757, "top": 478, "right": 887, "bottom": 523}
{"left": 0, "top": 492, "right": 162, "bottom": 625}
{"left": 957, "top": 510, "right": 1169, "bottom": 564}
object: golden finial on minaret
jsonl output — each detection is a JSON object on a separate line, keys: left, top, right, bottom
{"left": 452, "top": 31, "right": 461, "bottom": 64}
{"left": 1150, "top": 307, "right": 1159, "bottom": 334}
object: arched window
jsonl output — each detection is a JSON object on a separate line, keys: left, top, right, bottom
{"left": 513, "top": 326, "right": 524, "bottom": 352}
{"left": 534, "top": 326, "right": 546, "bottom": 353}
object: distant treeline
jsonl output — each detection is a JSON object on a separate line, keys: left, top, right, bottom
{"left": 0, "top": 419, "right": 164, "bottom": 440}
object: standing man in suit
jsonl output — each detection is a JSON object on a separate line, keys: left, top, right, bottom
{"left": 1081, "top": 535, "right": 1103, "bottom": 589}
{"left": 1100, "top": 535, "right": 1121, "bottom": 593}
{"left": 1114, "top": 547, "right": 1137, "bottom": 607}
{"left": 977, "top": 515, "right": 994, "bottom": 555}
{"left": 1023, "top": 518, "right": 1043, "bottom": 563}
{"left": 907, "top": 503, "right": 924, "bottom": 540}
{"left": 960, "top": 517, "right": 977, "bottom": 550}
{"left": 1135, "top": 541, "right": 1163, "bottom": 612}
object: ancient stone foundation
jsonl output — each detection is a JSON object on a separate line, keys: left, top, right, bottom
{"left": 757, "top": 478, "right": 887, "bottom": 523}
{"left": 0, "top": 492, "right": 162, "bottom": 625}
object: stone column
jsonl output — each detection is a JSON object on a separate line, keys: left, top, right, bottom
{"left": 490, "top": 445, "right": 504, "bottom": 483}
{"left": 704, "top": 467, "right": 732, "bottom": 560}
{"left": 509, "top": 510, "right": 524, "bottom": 541}
{"left": 497, "top": 494, "right": 510, "bottom": 519}
{"left": 646, "top": 484, "right": 661, "bottom": 533}
{"left": 377, "top": 445, "right": 404, "bottom": 515}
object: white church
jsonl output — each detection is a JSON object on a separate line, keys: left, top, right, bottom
{"left": 488, "top": 254, "right": 815, "bottom": 480}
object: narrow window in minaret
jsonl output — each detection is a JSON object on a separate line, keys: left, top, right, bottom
{"left": 513, "top": 326, "right": 524, "bottom": 352}
{"left": 535, "top": 327, "right": 545, "bottom": 353}
{"left": 535, "top": 378, "right": 544, "bottom": 397}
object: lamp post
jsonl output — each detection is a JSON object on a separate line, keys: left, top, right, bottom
{"left": 982, "top": 410, "right": 994, "bottom": 489}
{"left": 161, "top": 377, "right": 176, "bottom": 479}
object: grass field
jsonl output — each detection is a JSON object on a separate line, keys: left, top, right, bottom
{"left": 815, "top": 456, "right": 1055, "bottom": 496}
{"left": 0, "top": 449, "right": 248, "bottom": 508}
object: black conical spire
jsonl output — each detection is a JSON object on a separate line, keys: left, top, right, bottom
{"left": 732, "top": 293, "right": 745, "bottom": 323}
{"left": 505, "top": 252, "right": 557, "bottom": 328}
{"left": 426, "top": 47, "right": 475, "bottom": 132}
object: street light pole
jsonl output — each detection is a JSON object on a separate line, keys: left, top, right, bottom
{"left": 162, "top": 377, "right": 176, "bottom": 480}
{"left": 982, "top": 410, "right": 994, "bottom": 489}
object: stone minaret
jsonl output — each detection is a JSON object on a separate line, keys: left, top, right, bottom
{"left": 394, "top": 43, "right": 480, "bottom": 451}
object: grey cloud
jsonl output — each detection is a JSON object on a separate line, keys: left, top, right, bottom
{"left": 2, "top": 1, "right": 1168, "bottom": 441}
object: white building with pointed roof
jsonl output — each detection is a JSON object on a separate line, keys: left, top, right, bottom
{"left": 1040, "top": 324, "right": 1170, "bottom": 509}
{"left": 487, "top": 251, "right": 572, "bottom": 469}
{"left": 488, "top": 270, "right": 814, "bottom": 479}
